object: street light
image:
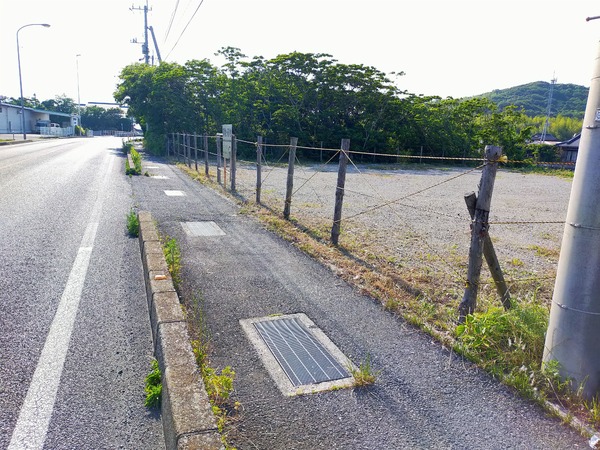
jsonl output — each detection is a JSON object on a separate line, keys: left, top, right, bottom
{"left": 16, "top": 23, "right": 51, "bottom": 140}
{"left": 76, "top": 54, "right": 82, "bottom": 133}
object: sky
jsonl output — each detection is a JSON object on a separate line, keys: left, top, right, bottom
{"left": 1, "top": 0, "right": 600, "bottom": 105}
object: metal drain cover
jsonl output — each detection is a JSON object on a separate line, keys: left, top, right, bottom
{"left": 181, "top": 221, "right": 226, "bottom": 237}
{"left": 240, "top": 313, "right": 355, "bottom": 396}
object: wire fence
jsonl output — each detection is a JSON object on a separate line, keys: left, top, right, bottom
{"left": 167, "top": 132, "right": 570, "bottom": 312}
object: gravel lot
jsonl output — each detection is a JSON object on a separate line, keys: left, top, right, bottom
{"left": 233, "top": 161, "right": 573, "bottom": 304}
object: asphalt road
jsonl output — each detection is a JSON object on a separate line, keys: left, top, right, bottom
{"left": 133, "top": 156, "right": 589, "bottom": 450}
{"left": 0, "top": 138, "right": 164, "bottom": 449}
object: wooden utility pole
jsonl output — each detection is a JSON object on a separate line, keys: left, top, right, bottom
{"left": 458, "top": 145, "right": 502, "bottom": 321}
{"left": 283, "top": 137, "right": 298, "bottom": 219}
{"left": 331, "top": 139, "right": 350, "bottom": 245}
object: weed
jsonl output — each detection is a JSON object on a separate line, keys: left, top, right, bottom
{"left": 509, "top": 258, "right": 524, "bottom": 266}
{"left": 131, "top": 148, "right": 143, "bottom": 174}
{"left": 586, "top": 396, "right": 600, "bottom": 427}
{"left": 122, "top": 140, "right": 134, "bottom": 154}
{"left": 528, "top": 245, "right": 560, "bottom": 259}
{"left": 144, "top": 359, "right": 162, "bottom": 408}
{"left": 126, "top": 209, "right": 139, "bottom": 237}
{"left": 349, "top": 354, "right": 379, "bottom": 387}
{"left": 163, "top": 237, "right": 182, "bottom": 289}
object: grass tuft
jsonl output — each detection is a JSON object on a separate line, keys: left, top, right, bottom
{"left": 126, "top": 209, "right": 139, "bottom": 237}
{"left": 144, "top": 359, "right": 162, "bottom": 408}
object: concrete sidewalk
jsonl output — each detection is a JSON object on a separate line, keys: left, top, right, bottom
{"left": 132, "top": 156, "right": 588, "bottom": 449}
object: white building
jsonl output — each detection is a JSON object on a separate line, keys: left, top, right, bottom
{"left": 0, "top": 102, "right": 73, "bottom": 134}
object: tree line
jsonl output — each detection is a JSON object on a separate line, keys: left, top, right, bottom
{"left": 114, "top": 48, "right": 543, "bottom": 161}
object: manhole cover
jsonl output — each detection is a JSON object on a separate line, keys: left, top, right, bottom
{"left": 240, "top": 313, "right": 355, "bottom": 396}
{"left": 164, "top": 190, "right": 186, "bottom": 196}
{"left": 181, "top": 221, "right": 226, "bottom": 237}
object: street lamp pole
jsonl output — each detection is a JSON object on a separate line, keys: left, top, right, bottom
{"left": 16, "top": 23, "right": 50, "bottom": 140}
{"left": 76, "top": 53, "right": 82, "bottom": 133}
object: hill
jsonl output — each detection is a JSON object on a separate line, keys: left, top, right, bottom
{"left": 478, "top": 81, "right": 588, "bottom": 119}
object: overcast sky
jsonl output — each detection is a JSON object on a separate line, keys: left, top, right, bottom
{"left": 1, "top": 0, "right": 600, "bottom": 105}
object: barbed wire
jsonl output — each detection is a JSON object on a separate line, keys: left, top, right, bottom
{"left": 343, "top": 164, "right": 484, "bottom": 222}
{"left": 342, "top": 151, "right": 469, "bottom": 284}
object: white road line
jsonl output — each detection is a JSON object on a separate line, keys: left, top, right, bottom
{"left": 8, "top": 154, "right": 114, "bottom": 450}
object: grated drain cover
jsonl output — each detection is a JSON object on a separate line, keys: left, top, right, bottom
{"left": 240, "top": 313, "right": 355, "bottom": 395}
{"left": 181, "top": 221, "right": 226, "bottom": 237}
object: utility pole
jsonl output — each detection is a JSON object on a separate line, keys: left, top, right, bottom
{"left": 540, "top": 75, "right": 557, "bottom": 143}
{"left": 543, "top": 16, "right": 600, "bottom": 400}
{"left": 130, "top": 1, "right": 150, "bottom": 64}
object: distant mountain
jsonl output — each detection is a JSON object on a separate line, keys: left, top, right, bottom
{"left": 477, "top": 81, "right": 588, "bottom": 119}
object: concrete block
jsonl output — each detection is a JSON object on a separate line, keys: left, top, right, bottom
{"left": 162, "top": 365, "right": 218, "bottom": 449}
{"left": 138, "top": 210, "right": 153, "bottom": 223}
{"left": 140, "top": 223, "right": 160, "bottom": 244}
{"left": 150, "top": 291, "right": 185, "bottom": 344}
{"left": 156, "top": 321, "right": 196, "bottom": 371}
{"left": 177, "top": 433, "right": 224, "bottom": 450}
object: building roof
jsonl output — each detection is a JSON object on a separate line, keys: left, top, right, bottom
{"left": 0, "top": 102, "right": 72, "bottom": 117}
{"left": 556, "top": 133, "right": 581, "bottom": 149}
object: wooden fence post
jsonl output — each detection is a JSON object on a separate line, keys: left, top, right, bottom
{"left": 331, "top": 139, "right": 350, "bottom": 245}
{"left": 464, "top": 192, "right": 511, "bottom": 310}
{"left": 204, "top": 134, "right": 209, "bottom": 176}
{"left": 458, "top": 145, "right": 503, "bottom": 321}
{"left": 283, "top": 137, "right": 298, "bottom": 219}
{"left": 187, "top": 134, "right": 192, "bottom": 168}
{"left": 194, "top": 134, "right": 198, "bottom": 171}
{"left": 216, "top": 135, "right": 222, "bottom": 184}
{"left": 231, "top": 135, "right": 237, "bottom": 192}
{"left": 256, "top": 136, "right": 263, "bottom": 204}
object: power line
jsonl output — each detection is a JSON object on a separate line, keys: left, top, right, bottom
{"left": 164, "top": 0, "right": 205, "bottom": 61}
{"left": 164, "top": 0, "right": 180, "bottom": 42}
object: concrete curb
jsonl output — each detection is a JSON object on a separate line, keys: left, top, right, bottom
{"left": 138, "top": 211, "right": 224, "bottom": 450}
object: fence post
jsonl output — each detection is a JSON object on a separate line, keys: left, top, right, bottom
{"left": 194, "top": 134, "right": 198, "bottom": 171}
{"left": 231, "top": 135, "right": 237, "bottom": 192}
{"left": 187, "top": 134, "right": 192, "bottom": 168}
{"left": 283, "top": 137, "right": 298, "bottom": 219}
{"left": 216, "top": 135, "right": 222, "bottom": 184}
{"left": 464, "top": 192, "right": 511, "bottom": 310}
{"left": 256, "top": 136, "right": 263, "bottom": 204}
{"left": 331, "top": 139, "right": 350, "bottom": 245}
{"left": 458, "top": 145, "right": 503, "bottom": 321}
{"left": 204, "top": 134, "right": 209, "bottom": 176}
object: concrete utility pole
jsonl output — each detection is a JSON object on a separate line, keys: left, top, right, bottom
{"left": 543, "top": 19, "right": 600, "bottom": 400}
{"left": 131, "top": 2, "right": 150, "bottom": 64}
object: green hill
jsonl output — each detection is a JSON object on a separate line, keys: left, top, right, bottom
{"left": 478, "top": 81, "right": 588, "bottom": 119}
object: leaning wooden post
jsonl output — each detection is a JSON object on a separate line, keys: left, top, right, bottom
{"left": 231, "top": 134, "right": 237, "bottom": 192}
{"left": 458, "top": 145, "right": 503, "bottom": 321}
{"left": 216, "top": 135, "right": 222, "bottom": 184}
{"left": 204, "top": 134, "right": 209, "bottom": 176}
{"left": 256, "top": 136, "right": 263, "bottom": 204}
{"left": 283, "top": 137, "right": 298, "bottom": 219}
{"left": 464, "top": 192, "right": 511, "bottom": 310}
{"left": 331, "top": 139, "right": 350, "bottom": 245}
{"left": 194, "top": 133, "right": 198, "bottom": 171}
